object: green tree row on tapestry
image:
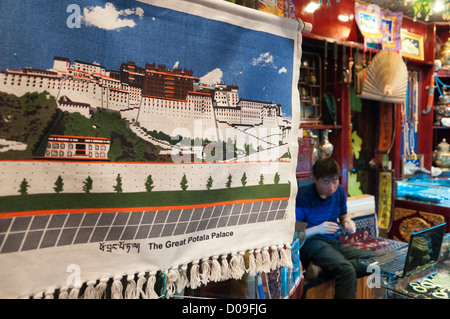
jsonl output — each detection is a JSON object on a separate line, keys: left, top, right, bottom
{"left": 16, "top": 172, "right": 282, "bottom": 196}
{"left": 1, "top": 182, "right": 290, "bottom": 213}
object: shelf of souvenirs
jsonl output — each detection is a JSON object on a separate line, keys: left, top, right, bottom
{"left": 437, "top": 69, "right": 450, "bottom": 78}
{"left": 300, "top": 124, "right": 342, "bottom": 130}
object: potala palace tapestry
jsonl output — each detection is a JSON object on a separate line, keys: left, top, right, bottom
{"left": 0, "top": 0, "right": 302, "bottom": 298}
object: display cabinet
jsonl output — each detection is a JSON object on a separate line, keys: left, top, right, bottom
{"left": 297, "top": 37, "right": 348, "bottom": 191}
{"left": 299, "top": 52, "right": 322, "bottom": 125}
{"left": 389, "top": 176, "right": 450, "bottom": 241}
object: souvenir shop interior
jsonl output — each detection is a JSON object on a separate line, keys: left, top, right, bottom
{"left": 222, "top": 0, "right": 450, "bottom": 300}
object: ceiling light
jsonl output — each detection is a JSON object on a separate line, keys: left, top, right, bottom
{"left": 338, "top": 14, "right": 350, "bottom": 22}
{"left": 305, "top": 2, "right": 320, "bottom": 13}
{"left": 434, "top": 1, "right": 445, "bottom": 13}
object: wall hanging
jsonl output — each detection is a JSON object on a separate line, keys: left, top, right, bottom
{"left": 0, "top": 0, "right": 302, "bottom": 298}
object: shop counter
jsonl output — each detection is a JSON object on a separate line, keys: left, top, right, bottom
{"left": 390, "top": 177, "right": 450, "bottom": 241}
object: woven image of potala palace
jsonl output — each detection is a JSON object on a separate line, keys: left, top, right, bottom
{"left": 1, "top": 57, "right": 292, "bottom": 159}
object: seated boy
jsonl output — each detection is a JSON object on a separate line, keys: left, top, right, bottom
{"left": 295, "top": 157, "right": 375, "bottom": 299}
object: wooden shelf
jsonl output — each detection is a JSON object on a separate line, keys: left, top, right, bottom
{"left": 433, "top": 126, "right": 450, "bottom": 129}
{"left": 300, "top": 124, "right": 342, "bottom": 130}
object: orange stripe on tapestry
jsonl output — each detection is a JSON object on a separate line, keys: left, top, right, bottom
{"left": 0, "top": 197, "right": 290, "bottom": 218}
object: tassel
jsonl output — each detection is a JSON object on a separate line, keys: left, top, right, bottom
{"left": 136, "top": 272, "right": 147, "bottom": 299}
{"left": 44, "top": 288, "right": 55, "bottom": 299}
{"left": 210, "top": 256, "right": 222, "bottom": 282}
{"left": 279, "top": 244, "right": 293, "bottom": 269}
{"left": 261, "top": 247, "right": 272, "bottom": 273}
{"left": 58, "top": 286, "right": 69, "bottom": 299}
{"left": 190, "top": 261, "right": 201, "bottom": 289}
{"left": 200, "top": 258, "right": 210, "bottom": 285}
{"left": 33, "top": 291, "right": 43, "bottom": 299}
{"left": 146, "top": 271, "right": 159, "bottom": 299}
{"left": 95, "top": 278, "right": 109, "bottom": 299}
{"left": 230, "top": 252, "right": 244, "bottom": 279}
{"left": 111, "top": 275, "right": 124, "bottom": 299}
{"left": 220, "top": 255, "right": 230, "bottom": 281}
{"left": 255, "top": 248, "right": 263, "bottom": 273}
{"left": 165, "top": 268, "right": 180, "bottom": 299}
{"left": 177, "top": 264, "right": 189, "bottom": 292}
{"left": 270, "top": 245, "right": 279, "bottom": 270}
{"left": 83, "top": 280, "right": 97, "bottom": 299}
{"left": 125, "top": 274, "right": 138, "bottom": 299}
{"left": 247, "top": 250, "right": 257, "bottom": 276}
{"left": 238, "top": 251, "right": 246, "bottom": 274}
{"left": 68, "top": 281, "right": 82, "bottom": 299}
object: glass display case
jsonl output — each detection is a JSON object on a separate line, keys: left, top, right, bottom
{"left": 396, "top": 176, "right": 450, "bottom": 208}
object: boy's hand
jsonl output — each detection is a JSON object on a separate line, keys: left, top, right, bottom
{"left": 342, "top": 219, "right": 356, "bottom": 234}
{"left": 318, "top": 221, "right": 340, "bottom": 235}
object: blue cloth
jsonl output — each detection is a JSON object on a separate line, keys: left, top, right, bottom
{"left": 295, "top": 183, "right": 347, "bottom": 239}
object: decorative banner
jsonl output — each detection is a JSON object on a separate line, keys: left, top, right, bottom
{"left": 377, "top": 171, "right": 392, "bottom": 230}
{"left": 355, "top": 2, "right": 383, "bottom": 44}
{"left": 381, "top": 11, "right": 403, "bottom": 51}
{"left": 0, "top": 0, "right": 301, "bottom": 298}
{"left": 355, "top": 2, "right": 403, "bottom": 51}
{"left": 378, "top": 102, "right": 395, "bottom": 152}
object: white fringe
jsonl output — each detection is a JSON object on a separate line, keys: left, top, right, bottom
{"left": 95, "top": 278, "right": 109, "bottom": 299}
{"left": 83, "top": 280, "right": 97, "bottom": 299}
{"left": 136, "top": 272, "right": 147, "bottom": 299}
{"left": 247, "top": 249, "right": 256, "bottom": 276}
{"left": 200, "top": 258, "right": 210, "bottom": 285}
{"left": 209, "top": 256, "right": 222, "bottom": 282}
{"left": 261, "top": 247, "right": 272, "bottom": 273}
{"left": 32, "top": 243, "right": 293, "bottom": 299}
{"left": 111, "top": 275, "right": 123, "bottom": 299}
{"left": 146, "top": 271, "right": 159, "bottom": 299}
{"left": 279, "top": 244, "right": 293, "bottom": 269}
{"left": 189, "top": 260, "right": 201, "bottom": 289}
{"left": 177, "top": 264, "right": 189, "bottom": 292}
{"left": 125, "top": 274, "right": 138, "bottom": 299}
{"left": 164, "top": 268, "right": 179, "bottom": 299}
{"left": 58, "top": 286, "right": 69, "bottom": 299}
{"left": 255, "top": 248, "right": 263, "bottom": 273}
{"left": 220, "top": 254, "right": 230, "bottom": 281}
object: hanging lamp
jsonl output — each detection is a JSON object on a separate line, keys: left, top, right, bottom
{"left": 411, "top": 0, "right": 434, "bottom": 21}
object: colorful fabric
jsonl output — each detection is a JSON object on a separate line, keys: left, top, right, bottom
{"left": 381, "top": 11, "right": 403, "bottom": 51}
{"left": 0, "top": 0, "right": 302, "bottom": 298}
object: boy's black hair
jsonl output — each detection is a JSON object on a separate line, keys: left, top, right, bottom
{"left": 312, "top": 157, "right": 341, "bottom": 180}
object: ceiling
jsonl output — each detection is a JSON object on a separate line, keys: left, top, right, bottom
{"left": 361, "top": 0, "right": 450, "bottom": 23}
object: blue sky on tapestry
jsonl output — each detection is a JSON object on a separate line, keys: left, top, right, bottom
{"left": 0, "top": 0, "right": 295, "bottom": 118}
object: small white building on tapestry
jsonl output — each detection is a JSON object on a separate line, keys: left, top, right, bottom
{"left": 34, "top": 135, "right": 110, "bottom": 161}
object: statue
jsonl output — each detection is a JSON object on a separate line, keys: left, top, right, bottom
{"left": 434, "top": 86, "right": 450, "bottom": 126}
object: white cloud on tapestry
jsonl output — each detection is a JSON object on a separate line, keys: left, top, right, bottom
{"left": 200, "top": 68, "right": 223, "bottom": 85}
{"left": 252, "top": 52, "right": 275, "bottom": 68}
{"left": 253, "top": 52, "right": 287, "bottom": 75}
{"left": 278, "top": 67, "right": 287, "bottom": 74}
{"left": 82, "top": 2, "right": 144, "bottom": 30}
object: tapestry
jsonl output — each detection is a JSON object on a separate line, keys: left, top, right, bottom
{"left": 377, "top": 171, "right": 392, "bottom": 230}
{"left": 0, "top": 0, "right": 302, "bottom": 298}
{"left": 355, "top": 2, "right": 403, "bottom": 51}
{"left": 381, "top": 11, "right": 402, "bottom": 51}
{"left": 355, "top": 2, "right": 383, "bottom": 44}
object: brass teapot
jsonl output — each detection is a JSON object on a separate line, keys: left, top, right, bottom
{"left": 441, "top": 38, "right": 450, "bottom": 70}
{"left": 433, "top": 138, "right": 450, "bottom": 168}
